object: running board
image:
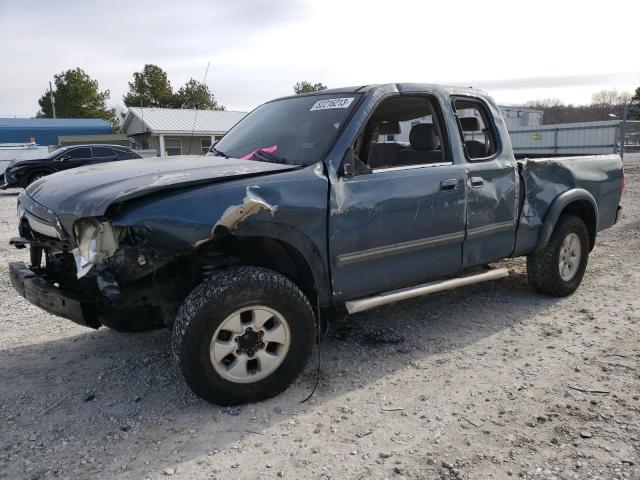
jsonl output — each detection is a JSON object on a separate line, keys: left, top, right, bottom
{"left": 344, "top": 268, "right": 509, "bottom": 314}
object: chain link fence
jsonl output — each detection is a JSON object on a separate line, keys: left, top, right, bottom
{"left": 622, "top": 120, "right": 640, "bottom": 154}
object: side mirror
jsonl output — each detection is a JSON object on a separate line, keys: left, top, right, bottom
{"left": 339, "top": 147, "right": 370, "bottom": 177}
{"left": 57, "top": 155, "right": 70, "bottom": 162}
{"left": 340, "top": 148, "right": 355, "bottom": 177}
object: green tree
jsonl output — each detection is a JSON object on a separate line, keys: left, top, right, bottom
{"left": 123, "top": 64, "right": 174, "bottom": 107}
{"left": 173, "top": 79, "right": 225, "bottom": 110}
{"left": 37, "top": 68, "right": 117, "bottom": 128}
{"left": 293, "top": 81, "right": 328, "bottom": 94}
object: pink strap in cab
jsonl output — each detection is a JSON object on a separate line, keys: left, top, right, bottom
{"left": 241, "top": 145, "right": 278, "bottom": 160}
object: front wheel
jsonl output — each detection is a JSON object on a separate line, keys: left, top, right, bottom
{"left": 527, "top": 214, "right": 590, "bottom": 297}
{"left": 172, "top": 266, "right": 315, "bottom": 405}
{"left": 28, "top": 172, "right": 47, "bottom": 185}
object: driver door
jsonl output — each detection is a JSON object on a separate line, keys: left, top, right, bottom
{"left": 56, "top": 147, "right": 92, "bottom": 171}
{"left": 328, "top": 95, "right": 466, "bottom": 300}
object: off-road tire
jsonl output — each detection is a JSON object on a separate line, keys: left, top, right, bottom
{"left": 527, "top": 214, "right": 589, "bottom": 297}
{"left": 172, "top": 266, "right": 315, "bottom": 406}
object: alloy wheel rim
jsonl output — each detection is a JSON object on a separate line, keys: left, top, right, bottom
{"left": 210, "top": 306, "right": 291, "bottom": 383}
{"left": 559, "top": 232, "right": 581, "bottom": 281}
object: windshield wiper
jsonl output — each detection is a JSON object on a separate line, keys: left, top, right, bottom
{"left": 210, "top": 146, "right": 229, "bottom": 158}
{"left": 250, "top": 149, "right": 288, "bottom": 164}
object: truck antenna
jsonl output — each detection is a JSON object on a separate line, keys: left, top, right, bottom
{"left": 188, "top": 62, "right": 210, "bottom": 155}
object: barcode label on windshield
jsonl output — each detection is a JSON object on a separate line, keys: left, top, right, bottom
{"left": 310, "top": 97, "right": 354, "bottom": 111}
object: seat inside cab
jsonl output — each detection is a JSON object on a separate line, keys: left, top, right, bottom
{"left": 358, "top": 96, "right": 446, "bottom": 170}
{"left": 459, "top": 117, "right": 488, "bottom": 158}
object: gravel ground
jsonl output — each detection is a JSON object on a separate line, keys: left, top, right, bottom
{"left": 1, "top": 159, "right": 638, "bottom": 480}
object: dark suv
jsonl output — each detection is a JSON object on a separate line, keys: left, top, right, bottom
{"left": 1, "top": 144, "right": 143, "bottom": 189}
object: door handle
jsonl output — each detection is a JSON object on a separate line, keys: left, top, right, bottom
{"left": 440, "top": 178, "right": 458, "bottom": 191}
{"left": 470, "top": 177, "right": 484, "bottom": 188}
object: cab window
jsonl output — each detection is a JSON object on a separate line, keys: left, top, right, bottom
{"left": 355, "top": 96, "right": 448, "bottom": 171}
{"left": 452, "top": 98, "right": 497, "bottom": 160}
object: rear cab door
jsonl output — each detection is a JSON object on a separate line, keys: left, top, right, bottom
{"left": 328, "top": 92, "right": 467, "bottom": 300}
{"left": 450, "top": 96, "right": 519, "bottom": 266}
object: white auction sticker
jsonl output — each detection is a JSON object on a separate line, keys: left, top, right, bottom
{"left": 310, "top": 97, "right": 354, "bottom": 111}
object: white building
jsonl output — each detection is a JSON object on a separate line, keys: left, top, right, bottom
{"left": 122, "top": 107, "right": 247, "bottom": 156}
{"left": 499, "top": 106, "right": 544, "bottom": 129}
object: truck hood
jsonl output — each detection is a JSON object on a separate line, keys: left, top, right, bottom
{"left": 25, "top": 155, "right": 299, "bottom": 221}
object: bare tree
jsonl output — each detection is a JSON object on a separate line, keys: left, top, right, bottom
{"left": 619, "top": 91, "right": 633, "bottom": 107}
{"left": 521, "top": 89, "right": 634, "bottom": 124}
{"left": 591, "top": 89, "right": 631, "bottom": 109}
{"left": 524, "top": 98, "right": 565, "bottom": 109}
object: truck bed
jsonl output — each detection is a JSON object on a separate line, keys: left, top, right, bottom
{"left": 513, "top": 154, "right": 623, "bottom": 256}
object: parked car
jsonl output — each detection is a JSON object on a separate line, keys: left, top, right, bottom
{"left": 1, "top": 144, "right": 143, "bottom": 189}
{"left": 9, "top": 84, "right": 624, "bottom": 406}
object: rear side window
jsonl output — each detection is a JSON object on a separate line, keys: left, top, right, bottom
{"left": 114, "top": 148, "right": 137, "bottom": 159}
{"left": 65, "top": 147, "right": 91, "bottom": 159}
{"left": 452, "top": 98, "right": 497, "bottom": 160}
{"left": 92, "top": 147, "right": 114, "bottom": 158}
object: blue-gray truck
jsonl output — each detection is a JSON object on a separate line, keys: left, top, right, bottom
{"left": 9, "top": 84, "right": 624, "bottom": 405}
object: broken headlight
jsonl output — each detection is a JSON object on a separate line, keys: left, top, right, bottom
{"left": 72, "top": 219, "right": 119, "bottom": 278}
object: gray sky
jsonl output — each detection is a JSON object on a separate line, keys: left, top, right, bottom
{"left": 0, "top": 0, "right": 638, "bottom": 117}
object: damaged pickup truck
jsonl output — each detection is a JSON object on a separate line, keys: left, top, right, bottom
{"left": 9, "top": 84, "right": 624, "bottom": 405}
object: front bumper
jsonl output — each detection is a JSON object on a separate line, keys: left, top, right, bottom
{"left": 1, "top": 171, "right": 19, "bottom": 189}
{"left": 9, "top": 261, "right": 99, "bottom": 328}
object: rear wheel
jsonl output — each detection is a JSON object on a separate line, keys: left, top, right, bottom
{"left": 172, "top": 266, "right": 315, "bottom": 405}
{"left": 527, "top": 215, "right": 589, "bottom": 297}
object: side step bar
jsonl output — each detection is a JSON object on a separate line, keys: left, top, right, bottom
{"left": 345, "top": 268, "right": 509, "bottom": 314}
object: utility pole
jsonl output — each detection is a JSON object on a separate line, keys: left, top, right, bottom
{"left": 49, "top": 81, "right": 56, "bottom": 119}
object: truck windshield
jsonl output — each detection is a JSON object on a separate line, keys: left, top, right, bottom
{"left": 211, "top": 94, "right": 360, "bottom": 165}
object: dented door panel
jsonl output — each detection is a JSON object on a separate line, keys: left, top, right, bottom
{"left": 463, "top": 157, "right": 519, "bottom": 267}
{"left": 329, "top": 165, "right": 466, "bottom": 300}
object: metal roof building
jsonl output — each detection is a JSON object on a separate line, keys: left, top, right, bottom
{"left": 498, "top": 106, "right": 544, "bottom": 129}
{"left": 122, "top": 107, "right": 247, "bottom": 156}
{"left": 0, "top": 118, "right": 112, "bottom": 146}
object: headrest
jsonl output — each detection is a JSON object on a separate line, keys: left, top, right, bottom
{"left": 409, "top": 123, "right": 437, "bottom": 150}
{"left": 459, "top": 116, "right": 481, "bottom": 132}
{"left": 378, "top": 121, "right": 401, "bottom": 135}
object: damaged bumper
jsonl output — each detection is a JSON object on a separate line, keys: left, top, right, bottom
{"left": 9, "top": 261, "right": 99, "bottom": 328}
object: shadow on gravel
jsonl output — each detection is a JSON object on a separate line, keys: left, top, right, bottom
{"left": 0, "top": 269, "right": 563, "bottom": 477}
